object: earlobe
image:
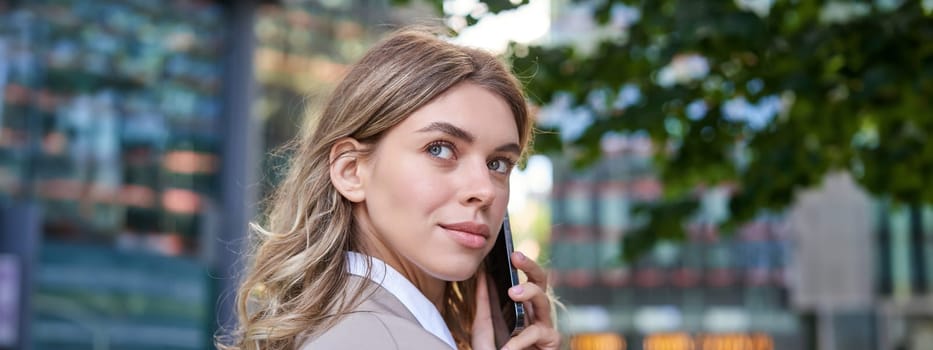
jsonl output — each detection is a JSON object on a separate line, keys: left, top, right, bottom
{"left": 329, "top": 137, "right": 367, "bottom": 203}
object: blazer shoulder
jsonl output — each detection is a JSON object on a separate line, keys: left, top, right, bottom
{"left": 299, "top": 311, "right": 397, "bottom": 350}
{"left": 298, "top": 310, "right": 452, "bottom": 350}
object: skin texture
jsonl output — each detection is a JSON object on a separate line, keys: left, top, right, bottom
{"left": 330, "top": 82, "right": 560, "bottom": 349}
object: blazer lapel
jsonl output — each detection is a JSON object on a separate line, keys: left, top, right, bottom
{"left": 350, "top": 275, "right": 422, "bottom": 325}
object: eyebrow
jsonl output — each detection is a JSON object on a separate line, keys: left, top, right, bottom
{"left": 418, "top": 122, "right": 474, "bottom": 143}
{"left": 495, "top": 143, "right": 522, "bottom": 156}
{"left": 417, "top": 121, "right": 521, "bottom": 156}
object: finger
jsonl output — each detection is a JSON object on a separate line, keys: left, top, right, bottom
{"left": 474, "top": 271, "right": 491, "bottom": 323}
{"left": 501, "top": 324, "right": 561, "bottom": 350}
{"left": 472, "top": 272, "right": 495, "bottom": 350}
{"left": 512, "top": 251, "right": 548, "bottom": 286}
{"left": 508, "top": 282, "right": 552, "bottom": 327}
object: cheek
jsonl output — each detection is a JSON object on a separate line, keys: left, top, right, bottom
{"left": 492, "top": 185, "right": 511, "bottom": 212}
{"left": 403, "top": 180, "right": 450, "bottom": 212}
{"left": 374, "top": 160, "right": 451, "bottom": 213}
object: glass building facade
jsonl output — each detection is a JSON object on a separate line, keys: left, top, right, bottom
{"left": 877, "top": 204, "right": 933, "bottom": 350}
{"left": 251, "top": 0, "right": 393, "bottom": 201}
{"left": 0, "top": 0, "right": 406, "bottom": 349}
{"left": 1, "top": 1, "right": 226, "bottom": 349}
{"left": 1, "top": 0, "right": 226, "bottom": 252}
{"left": 549, "top": 134, "right": 804, "bottom": 350}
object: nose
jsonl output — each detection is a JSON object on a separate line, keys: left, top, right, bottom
{"left": 459, "top": 159, "right": 497, "bottom": 208}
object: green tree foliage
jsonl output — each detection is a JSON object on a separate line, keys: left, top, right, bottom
{"left": 392, "top": 0, "right": 530, "bottom": 26}
{"left": 405, "top": 0, "right": 933, "bottom": 259}
{"left": 511, "top": 0, "right": 933, "bottom": 259}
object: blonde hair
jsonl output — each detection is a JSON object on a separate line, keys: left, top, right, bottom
{"left": 220, "top": 28, "right": 533, "bottom": 350}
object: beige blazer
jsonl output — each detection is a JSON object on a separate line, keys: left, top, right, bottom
{"left": 298, "top": 276, "right": 455, "bottom": 350}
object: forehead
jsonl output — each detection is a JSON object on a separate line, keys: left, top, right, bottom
{"left": 393, "top": 83, "right": 520, "bottom": 142}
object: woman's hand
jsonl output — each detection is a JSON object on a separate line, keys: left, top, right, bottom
{"left": 472, "top": 251, "right": 561, "bottom": 350}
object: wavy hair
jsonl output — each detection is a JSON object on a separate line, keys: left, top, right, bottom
{"left": 219, "top": 28, "right": 533, "bottom": 350}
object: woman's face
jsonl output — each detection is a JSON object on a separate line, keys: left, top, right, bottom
{"left": 356, "top": 82, "right": 520, "bottom": 282}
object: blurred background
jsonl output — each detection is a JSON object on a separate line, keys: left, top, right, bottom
{"left": 1, "top": 0, "right": 932, "bottom": 349}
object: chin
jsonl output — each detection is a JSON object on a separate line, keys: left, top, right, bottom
{"left": 430, "top": 257, "right": 483, "bottom": 282}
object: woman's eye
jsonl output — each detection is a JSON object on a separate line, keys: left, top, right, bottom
{"left": 427, "top": 143, "right": 455, "bottom": 159}
{"left": 487, "top": 159, "right": 513, "bottom": 174}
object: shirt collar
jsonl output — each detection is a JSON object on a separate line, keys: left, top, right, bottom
{"left": 346, "top": 251, "right": 457, "bottom": 350}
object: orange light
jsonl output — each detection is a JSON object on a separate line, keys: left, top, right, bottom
{"left": 751, "top": 333, "right": 773, "bottom": 350}
{"left": 254, "top": 47, "right": 348, "bottom": 85}
{"left": 644, "top": 332, "right": 693, "bottom": 350}
{"left": 161, "top": 188, "right": 202, "bottom": 214}
{"left": 120, "top": 184, "right": 156, "bottom": 208}
{"left": 42, "top": 132, "right": 67, "bottom": 155}
{"left": 571, "top": 332, "right": 626, "bottom": 350}
{"left": 700, "top": 333, "right": 751, "bottom": 350}
{"left": 38, "top": 179, "right": 83, "bottom": 201}
{"left": 642, "top": 333, "right": 774, "bottom": 350}
{"left": 163, "top": 150, "right": 218, "bottom": 174}
{"left": 698, "top": 333, "right": 773, "bottom": 350}
{"left": 88, "top": 184, "right": 119, "bottom": 204}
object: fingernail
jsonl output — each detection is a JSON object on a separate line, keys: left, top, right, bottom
{"left": 511, "top": 285, "right": 524, "bottom": 295}
{"left": 501, "top": 347, "right": 510, "bottom": 350}
{"left": 515, "top": 251, "right": 525, "bottom": 261}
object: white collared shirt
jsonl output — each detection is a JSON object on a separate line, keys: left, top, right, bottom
{"left": 346, "top": 251, "right": 458, "bottom": 350}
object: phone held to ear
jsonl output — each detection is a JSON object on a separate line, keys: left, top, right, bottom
{"left": 484, "top": 213, "right": 526, "bottom": 346}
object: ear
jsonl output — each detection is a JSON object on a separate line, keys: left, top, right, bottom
{"left": 329, "top": 137, "right": 368, "bottom": 203}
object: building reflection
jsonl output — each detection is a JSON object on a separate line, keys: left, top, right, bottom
{"left": 549, "top": 133, "right": 802, "bottom": 349}
{"left": 0, "top": 0, "right": 410, "bottom": 349}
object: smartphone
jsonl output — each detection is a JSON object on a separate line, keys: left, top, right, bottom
{"left": 485, "top": 213, "right": 526, "bottom": 344}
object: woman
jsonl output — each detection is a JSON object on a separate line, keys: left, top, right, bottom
{"left": 223, "top": 28, "right": 560, "bottom": 350}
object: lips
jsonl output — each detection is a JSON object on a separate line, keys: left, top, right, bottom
{"left": 440, "top": 221, "right": 491, "bottom": 249}
{"left": 440, "top": 222, "right": 490, "bottom": 238}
